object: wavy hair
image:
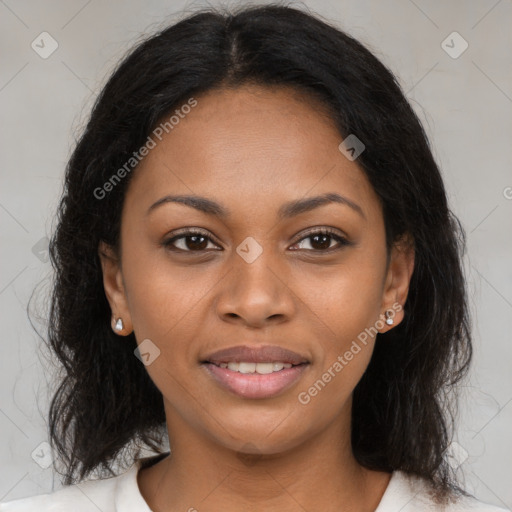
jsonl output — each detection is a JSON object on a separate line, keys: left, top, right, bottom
{"left": 42, "top": 2, "right": 472, "bottom": 502}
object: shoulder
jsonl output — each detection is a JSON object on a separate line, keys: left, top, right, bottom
{"left": 0, "top": 479, "right": 113, "bottom": 511}
{"left": 0, "top": 463, "right": 136, "bottom": 512}
{"left": 377, "top": 470, "right": 510, "bottom": 512}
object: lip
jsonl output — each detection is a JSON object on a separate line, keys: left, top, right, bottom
{"left": 202, "top": 362, "right": 309, "bottom": 399}
{"left": 202, "top": 344, "right": 309, "bottom": 365}
{"left": 201, "top": 344, "right": 310, "bottom": 399}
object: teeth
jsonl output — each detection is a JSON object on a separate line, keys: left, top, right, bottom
{"left": 218, "top": 362, "right": 293, "bottom": 374}
{"left": 238, "top": 362, "right": 256, "bottom": 374}
{"left": 255, "top": 363, "right": 274, "bottom": 374}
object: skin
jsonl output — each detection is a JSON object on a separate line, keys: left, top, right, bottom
{"left": 99, "top": 84, "right": 415, "bottom": 512}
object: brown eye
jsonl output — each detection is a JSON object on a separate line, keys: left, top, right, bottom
{"left": 163, "top": 230, "right": 220, "bottom": 252}
{"left": 289, "top": 228, "right": 349, "bottom": 252}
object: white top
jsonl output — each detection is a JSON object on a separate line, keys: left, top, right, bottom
{"left": 1, "top": 454, "right": 509, "bottom": 512}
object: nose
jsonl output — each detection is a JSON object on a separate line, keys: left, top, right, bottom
{"left": 214, "top": 250, "right": 296, "bottom": 328}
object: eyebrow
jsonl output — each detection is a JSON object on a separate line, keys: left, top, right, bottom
{"left": 146, "top": 192, "right": 365, "bottom": 220}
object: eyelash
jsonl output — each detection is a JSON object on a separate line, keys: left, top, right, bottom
{"left": 162, "top": 227, "right": 350, "bottom": 254}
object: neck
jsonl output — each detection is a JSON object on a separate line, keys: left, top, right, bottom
{"left": 138, "top": 403, "right": 391, "bottom": 512}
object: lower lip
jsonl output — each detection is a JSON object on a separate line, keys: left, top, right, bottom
{"left": 202, "top": 363, "right": 309, "bottom": 399}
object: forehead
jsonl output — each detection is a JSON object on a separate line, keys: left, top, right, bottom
{"left": 124, "top": 84, "right": 380, "bottom": 222}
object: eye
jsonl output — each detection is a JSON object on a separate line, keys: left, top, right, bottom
{"left": 289, "top": 228, "right": 350, "bottom": 252}
{"left": 162, "top": 229, "right": 221, "bottom": 252}
{"left": 162, "top": 227, "right": 350, "bottom": 254}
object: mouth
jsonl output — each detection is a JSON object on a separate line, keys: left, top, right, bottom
{"left": 201, "top": 344, "right": 310, "bottom": 399}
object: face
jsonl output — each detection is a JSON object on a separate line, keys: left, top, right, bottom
{"left": 99, "top": 84, "right": 414, "bottom": 456}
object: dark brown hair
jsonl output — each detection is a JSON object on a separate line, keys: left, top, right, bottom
{"left": 43, "top": 2, "right": 472, "bottom": 503}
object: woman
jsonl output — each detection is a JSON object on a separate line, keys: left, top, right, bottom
{"left": 1, "top": 3, "right": 508, "bottom": 511}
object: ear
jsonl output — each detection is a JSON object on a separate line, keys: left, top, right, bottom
{"left": 378, "top": 233, "right": 415, "bottom": 333}
{"left": 98, "top": 240, "right": 133, "bottom": 336}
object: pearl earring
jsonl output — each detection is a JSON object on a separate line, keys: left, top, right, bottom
{"left": 385, "top": 310, "right": 394, "bottom": 325}
{"left": 114, "top": 318, "right": 124, "bottom": 332}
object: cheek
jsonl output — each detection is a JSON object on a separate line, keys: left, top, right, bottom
{"left": 120, "top": 251, "right": 224, "bottom": 393}
{"left": 292, "top": 255, "right": 385, "bottom": 339}
{"left": 297, "top": 327, "right": 376, "bottom": 417}
{"left": 290, "top": 256, "right": 384, "bottom": 401}
{"left": 122, "top": 245, "right": 215, "bottom": 339}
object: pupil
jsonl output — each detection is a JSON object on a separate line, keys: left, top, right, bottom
{"left": 187, "top": 235, "right": 207, "bottom": 250}
{"left": 312, "top": 234, "right": 330, "bottom": 250}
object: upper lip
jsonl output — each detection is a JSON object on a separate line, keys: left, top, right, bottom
{"left": 203, "top": 345, "right": 309, "bottom": 365}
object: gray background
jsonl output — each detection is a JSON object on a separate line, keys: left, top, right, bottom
{"left": 1, "top": 0, "right": 511, "bottom": 508}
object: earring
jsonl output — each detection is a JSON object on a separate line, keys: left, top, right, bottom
{"left": 385, "top": 310, "right": 394, "bottom": 325}
{"left": 114, "top": 318, "right": 124, "bottom": 332}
